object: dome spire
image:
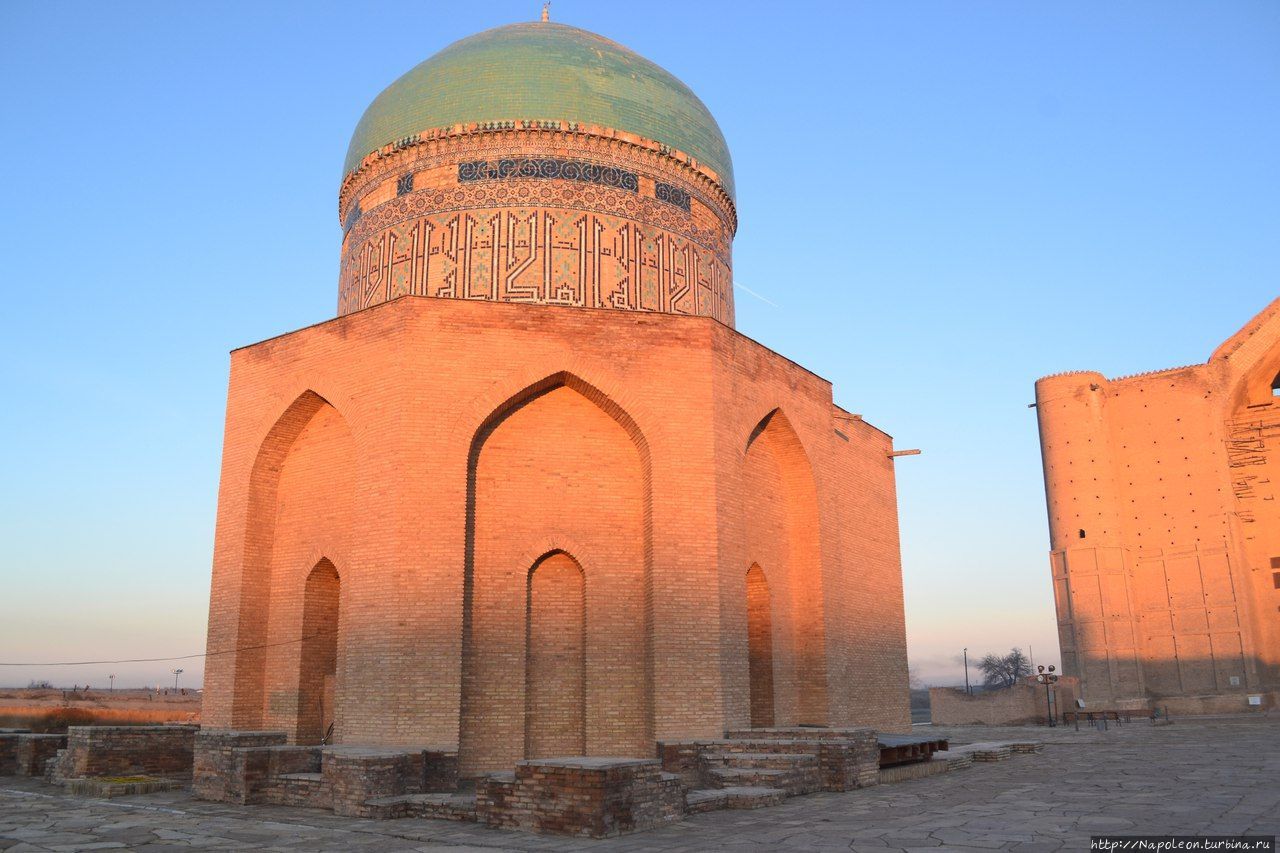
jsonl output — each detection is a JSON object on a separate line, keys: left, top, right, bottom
{"left": 541, "top": 2, "right": 550, "bottom": 22}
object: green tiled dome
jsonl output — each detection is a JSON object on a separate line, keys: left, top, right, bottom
{"left": 343, "top": 22, "right": 734, "bottom": 199}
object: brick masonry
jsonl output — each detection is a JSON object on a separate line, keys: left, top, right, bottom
{"left": 192, "top": 730, "right": 459, "bottom": 818}
{"left": 337, "top": 126, "right": 736, "bottom": 324}
{"left": 47, "top": 726, "right": 197, "bottom": 783}
{"left": 0, "top": 733, "right": 66, "bottom": 777}
{"left": 929, "top": 677, "right": 1080, "bottom": 726}
{"left": 475, "top": 758, "right": 683, "bottom": 837}
{"left": 200, "top": 295, "right": 912, "bottom": 775}
{"left": 1036, "top": 298, "right": 1280, "bottom": 708}
{"left": 200, "top": 14, "right": 910, "bottom": 795}
{"left": 659, "top": 727, "right": 881, "bottom": 793}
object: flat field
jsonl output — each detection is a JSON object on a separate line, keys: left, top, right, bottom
{"left": 0, "top": 687, "right": 199, "bottom": 731}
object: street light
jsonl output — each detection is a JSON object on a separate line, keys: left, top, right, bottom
{"left": 963, "top": 648, "right": 971, "bottom": 695}
{"left": 1035, "top": 664, "right": 1059, "bottom": 727}
{"left": 108, "top": 674, "right": 116, "bottom": 693}
{"left": 171, "top": 668, "right": 184, "bottom": 691}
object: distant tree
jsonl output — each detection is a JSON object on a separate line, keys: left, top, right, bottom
{"left": 27, "top": 679, "right": 53, "bottom": 689}
{"left": 976, "top": 648, "right": 1032, "bottom": 689}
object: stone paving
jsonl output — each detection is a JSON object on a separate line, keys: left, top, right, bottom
{"left": 1, "top": 716, "right": 1276, "bottom": 851}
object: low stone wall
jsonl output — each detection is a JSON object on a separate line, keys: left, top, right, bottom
{"left": 816, "top": 736, "right": 881, "bottom": 790}
{"left": 52, "top": 726, "right": 198, "bottom": 782}
{"left": 324, "top": 747, "right": 428, "bottom": 817}
{"left": 0, "top": 733, "right": 66, "bottom": 777}
{"left": 659, "top": 731, "right": 879, "bottom": 793}
{"left": 192, "top": 731, "right": 459, "bottom": 818}
{"left": 477, "top": 758, "right": 683, "bottom": 838}
{"left": 192, "top": 730, "right": 289, "bottom": 803}
{"left": 929, "top": 679, "right": 1078, "bottom": 726}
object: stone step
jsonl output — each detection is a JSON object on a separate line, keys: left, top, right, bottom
{"left": 703, "top": 752, "right": 818, "bottom": 770}
{"left": 724, "top": 728, "right": 871, "bottom": 742}
{"left": 364, "top": 792, "right": 477, "bottom": 821}
{"left": 712, "top": 739, "right": 823, "bottom": 754}
{"left": 938, "top": 751, "right": 973, "bottom": 771}
{"left": 686, "top": 786, "right": 787, "bottom": 814}
{"left": 708, "top": 766, "right": 788, "bottom": 787}
{"left": 706, "top": 751, "right": 821, "bottom": 795}
{"left": 946, "top": 743, "right": 1013, "bottom": 762}
{"left": 277, "top": 772, "right": 324, "bottom": 783}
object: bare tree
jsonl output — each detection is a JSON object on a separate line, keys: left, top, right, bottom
{"left": 976, "top": 648, "right": 1032, "bottom": 689}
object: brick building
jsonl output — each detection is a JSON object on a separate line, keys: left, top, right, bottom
{"left": 201, "top": 19, "right": 911, "bottom": 778}
{"left": 1036, "top": 298, "right": 1280, "bottom": 713}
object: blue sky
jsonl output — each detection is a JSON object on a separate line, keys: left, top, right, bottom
{"left": 1, "top": 1, "right": 1276, "bottom": 688}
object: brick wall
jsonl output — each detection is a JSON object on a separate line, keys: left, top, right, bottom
{"left": 193, "top": 731, "right": 459, "bottom": 816}
{"left": 929, "top": 678, "right": 1079, "bottom": 726}
{"left": 0, "top": 733, "right": 65, "bottom": 777}
{"left": 1036, "top": 297, "right": 1280, "bottom": 704}
{"left": 192, "top": 730, "right": 288, "bottom": 802}
{"left": 476, "top": 757, "right": 683, "bottom": 837}
{"left": 525, "top": 552, "right": 586, "bottom": 758}
{"left": 55, "top": 726, "right": 197, "bottom": 781}
{"left": 202, "top": 295, "right": 911, "bottom": 767}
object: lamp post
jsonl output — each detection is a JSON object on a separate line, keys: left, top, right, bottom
{"left": 108, "top": 674, "right": 115, "bottom": 693}
{"left": 1036, "top": 665, "right": 1059, "bottom": 727}
{"left": 963, "top": 648, "right": 971, "bottom": 695}
{"left": 171, "top": 668, "right": 184, "bottom": 691}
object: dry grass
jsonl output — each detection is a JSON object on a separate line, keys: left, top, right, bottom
{"left": 0, "top": 706, "right": 197, "bottom": 732}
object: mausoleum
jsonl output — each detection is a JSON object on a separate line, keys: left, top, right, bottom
{"left": 198, "top": 17, "right": 911, "bottom": 802}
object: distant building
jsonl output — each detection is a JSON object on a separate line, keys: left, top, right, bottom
{"left": 200, "top": 19, "right": 910, "bottom": 777}
{"left": 1036, "top": 299, "right": 1280, "bottom": 713}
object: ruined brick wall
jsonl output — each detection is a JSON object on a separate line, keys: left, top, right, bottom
{"left": 1036, "top": 298, "right": 1280, "bottom": 706}
{"left": 202, "top": 295, "right": 910, "bottom": 766}
{"left": 475, "top": 758, "right": 682, "bottom": 837}
{"left": 0, "top": 733, "right": 65, "bottom": 777}
{"left": 57, "top": 726, "right": 197, "bottom": 780}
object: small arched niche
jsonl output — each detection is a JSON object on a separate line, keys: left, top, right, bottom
{"left": 746, "top": 563, "right": 775, "bottom": 728}
{"left": 525, "top": 551, "right": 586, "bottom": 759}
{"left": 297, "top": 558, "right": 340, "bottom": 744}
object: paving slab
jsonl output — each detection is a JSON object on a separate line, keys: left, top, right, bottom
{"left": 1, "top": 716, "right": 1277, "bottom": 850}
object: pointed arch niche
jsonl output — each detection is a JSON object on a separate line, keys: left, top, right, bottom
{"left": 742, "top": 409, "right": 828, "bottom": 726}
{"left": 525, "top": 550, "right": 586, "bottom": 759}
{"left": 233, "top": 392, "right": 355, "bottom": 736}
{"left": 298, "top": 558, "right": 341, "bottom": 744}
{"left": 459, "top": 373, "right": 653, "bottom": 776}
{"left": 745, "top": 563, "right": 775, "bottom": 727}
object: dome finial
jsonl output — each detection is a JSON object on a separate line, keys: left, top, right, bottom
{"left": 541, "top": 2, "right": 550, "bottom": 22}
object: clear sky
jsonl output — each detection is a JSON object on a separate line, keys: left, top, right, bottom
{"left": 1, "top": 1, "right": 1276, "bottom": 689}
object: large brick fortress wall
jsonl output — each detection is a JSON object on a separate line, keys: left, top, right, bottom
{"left": 200, "top": 17, "right": 910, "bottom": 783}
{"left": 1036, "top": 298, "right": 1280, "bottom": 712}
